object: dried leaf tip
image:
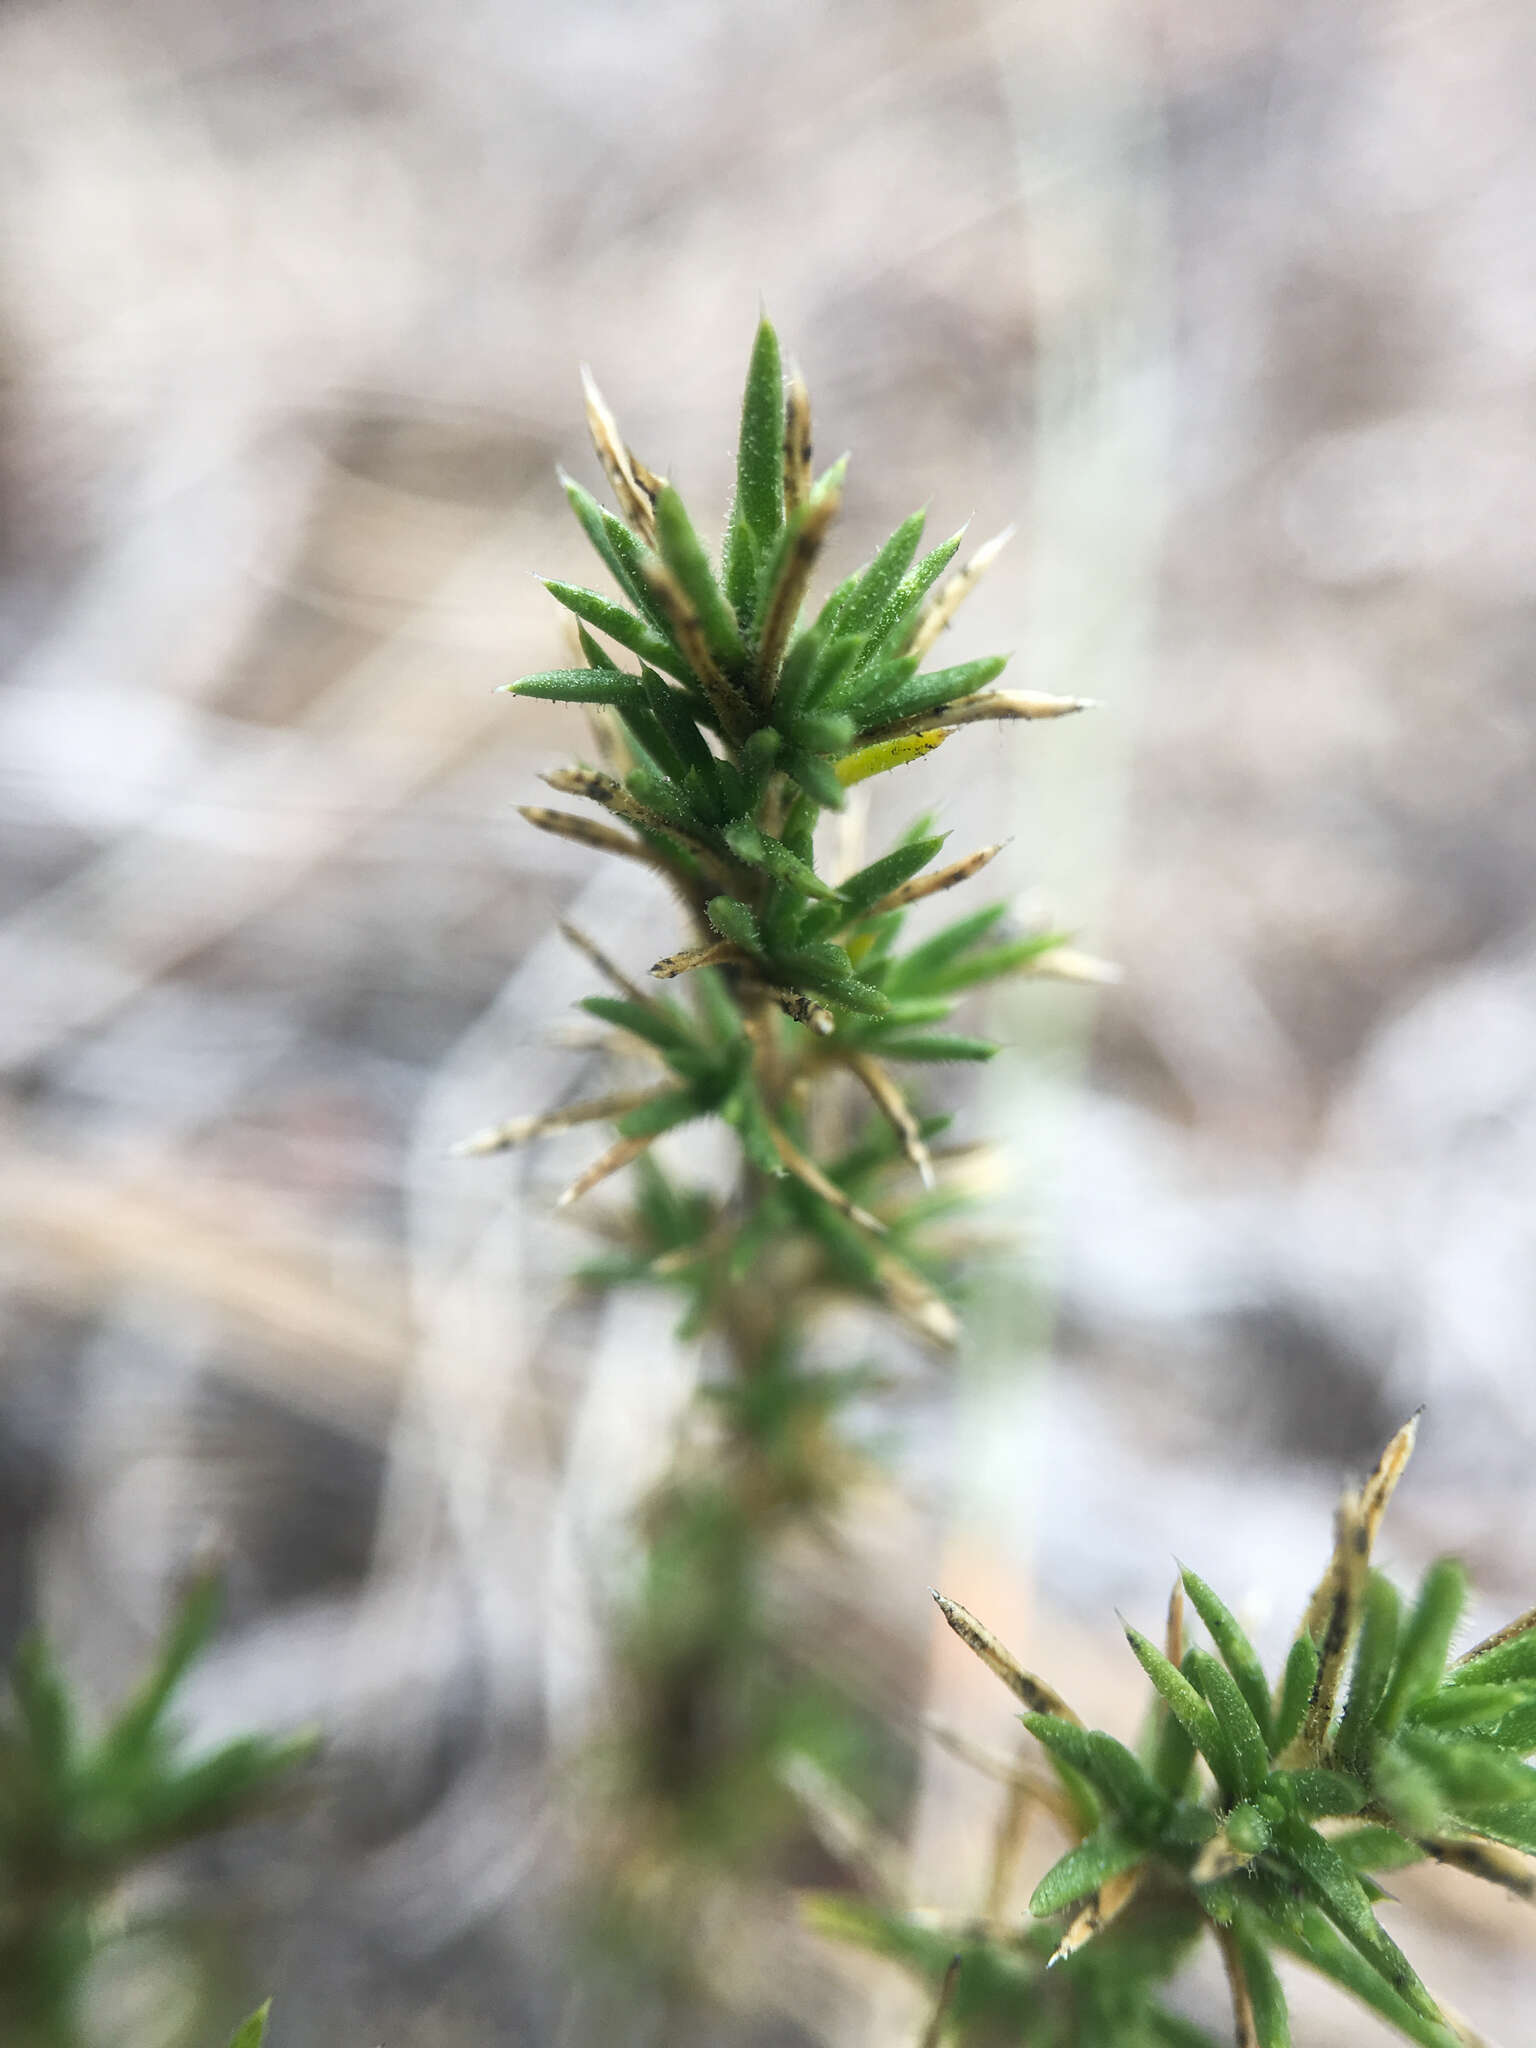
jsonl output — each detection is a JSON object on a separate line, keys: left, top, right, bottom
{"left": 906, "top": 523, "right": 1017, "bottom": 660}
{"left": 930, "top": 1591, "right": 1081, "bottom": 1723}
{"left": 783, "top": 373, "right": 814, "bottom": 514}
{"left": 579, "top": 364, "right": 659, "bottom": 545}
{"left": 556, "top": 1131, "right": 656, "bottom": 1207}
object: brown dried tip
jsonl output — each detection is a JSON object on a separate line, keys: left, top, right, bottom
{"left": 930, "top": 1592, "right": 1081, "bottom": 1723}
{"left": 771, "top": 1125, "right": 887, "bottom": 1235}
{"left": 558, "top": 919, "right": 651, "bottom": 1005}
{"left": 906, "top": 525, "right": 1015, "bottom": 661}
{"left": 765, "top": 985, "right": 836, "bottom": 1035}
{"left": 452, "top": 1086, "right": 673, "bottom": 1157}
{"left": 1050, "top": 1865, "right": 1145, "bottom": 1969}
{"left": 1165, "top": 1574, "right": 1186, "bottom": 1669}
{"left": 517, "top": 805, "right": 647, "bottom": 861}
{"left": 935, "top": 690, "right": 1094, "bottom": 727}
{"left": 650, "top": 940, "right": 744, "bottom": 980}
{"left": 783, "top": 375, "right": 814, "bottom": 515}
{"left": 579, "top": 365, "right": 659, "bottom": 545}
{"left": 1423, "top": 1835, "right": 1536, "bottom": 1901}
{"left": 865, "top": 691, "right": 1091, "bottom": 748}
{"left": 848, "top": 1050, "right": 934, "bottom": 1189}
{"left": 557, "top": 1131, "right": 656, "bottom": 1207}
{"left": 870, "top": 842, "right": 1005, "bottom": 917}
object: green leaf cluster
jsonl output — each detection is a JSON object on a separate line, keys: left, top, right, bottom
{"left": 500, "top": 319, "right": 1091, "bottom": 1353}
{"left": 825, "top": 1421, "right": 1535, "bottom": 2048}
{"left": 0, "top": 1579, "right": 308, "bottom": 2046}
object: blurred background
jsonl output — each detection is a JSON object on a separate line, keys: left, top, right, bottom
{"left": 2, "top": 0, "right": 1534, "bottom": 2039}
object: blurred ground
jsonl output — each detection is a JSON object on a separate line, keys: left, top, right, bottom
{"left": 1, "top": 0, "right": 1534, "bottom": 2040}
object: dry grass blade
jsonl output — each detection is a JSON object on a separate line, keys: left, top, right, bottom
{"left": 1050, "top": 1865, "right": 1145, "bottom": 1968}
{"left": 770, "top": 1125, "right": 887, "bottom": 1234}
{"left": 650, "top": 939, "right": 745, "bottom": 979}
{"left": 452, "top": 1086, "right": 674, "bottom": 1157}
{"left": 756, "top": 478, "right": 842, "bottom": 689}
{"left": 783, "top": 374, "right": 813, "bottom": 514}
{"left": 580, "top": 364, "right": 659, "bottom": 545}
{"left": 1215, "top": 1924, "right": 1260, "bottom": 2048}
{"left": 905, "top": 525, "right": 1014, "bottom": 660}
{"left": 919, "top": 1954, "right": 963, "bottom": 2048}
{"left": 847, "top": 1050, "right": 934, "bottom": 1189}
{"left": 869, "top": 842, "right": 1004, "bottom": 916}
{"left": 556, "top": 1131, "right": 657, "bottom": 1207}
{"left": 640, "top": 558, "right": 751, "bottom": 740}
{"left": 931, "top": 1593, "right": 1081, "bottom": 1723}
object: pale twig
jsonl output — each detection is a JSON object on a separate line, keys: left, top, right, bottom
{"left": 452, "top": 1086, "right": 675, "bottom": 1157}
{"left": 931, "top": 1593, "right": 1081, "bottom": 1723}
{"left": 904, "top": 525, "right": 1015, "bottom": 660}
{"left": 847, "top": 1050, "right": 934, "bottom": 1189}
{"left": 868, "top": 842, "right": 1005, "bottom": 916}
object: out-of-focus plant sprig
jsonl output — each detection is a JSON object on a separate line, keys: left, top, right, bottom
{"left": 815, "top": 1415, "right": 1535, "bottom": 2047}
{"left": 480, "top": 321, "right": 1103, "bottom": 1983}
{"left": 0, "top": 1577, "right": 308, "bottom": 2048}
